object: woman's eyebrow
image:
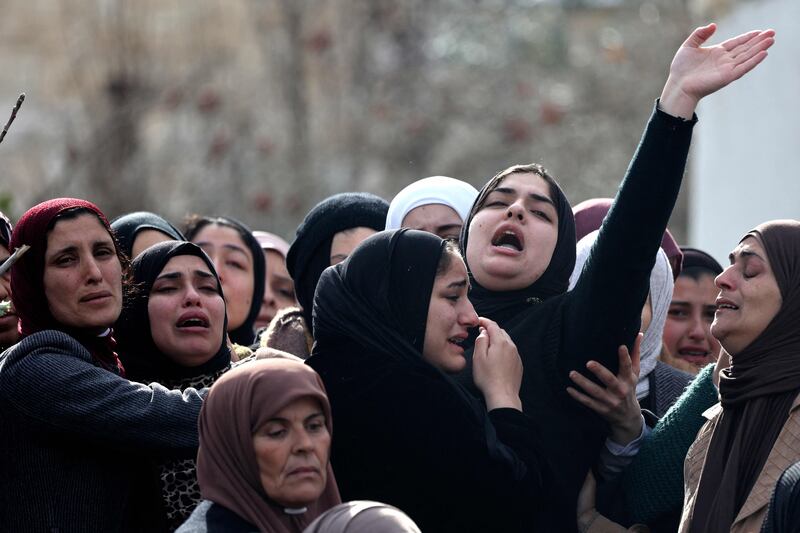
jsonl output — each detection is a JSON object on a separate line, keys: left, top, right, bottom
{"left": 447, "top": 279, "right": 468, "bottom": 289}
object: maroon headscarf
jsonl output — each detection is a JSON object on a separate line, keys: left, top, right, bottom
{"left": 690, "top": 220, "right": 800, "bottom": 533}
{"left": 196, "top": 358, "right": 340, "bottom": 532}
{"left": 573, "top": 197, "right": 683, "bottom": 279}
{"left": 9, "top": 198, "right": 125, "bottom": 375}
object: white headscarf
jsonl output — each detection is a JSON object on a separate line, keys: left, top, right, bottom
{"left": 385, "top": 176, "right": 479, "bottom": 230}
{"left": 568, "top": 230, "right": 674, "bottom": 399}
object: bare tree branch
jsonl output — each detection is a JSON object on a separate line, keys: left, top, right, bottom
{"left": 0, "top": 93, "right": 25, "bottom": 146}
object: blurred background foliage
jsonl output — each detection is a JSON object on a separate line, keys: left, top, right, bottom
{"left": 0, "top": 0, "right": 734, "bottom": 239}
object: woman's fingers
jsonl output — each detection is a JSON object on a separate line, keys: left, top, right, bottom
{"left": 720, "top": 29, "right": 764, "bottom": 51}
{"left": 585, "top": 360, "right": 624, "bottom": 392}
{"left": 732, "top": 50, "right": 771, "bottom": 82}
{"left": 730, "top": 31, "right": 775, "bottom": 59}
{"left": 474, "top": 327, "right": 488, "bottom": 357}
{"left": 569, "top": 369, "right": 608, "bottom": 398}
{"left": 567, "top": 386, "right": 608, "bottom": 414}
{"left": 683, "top": 23, "right": 717, "bottom": 48}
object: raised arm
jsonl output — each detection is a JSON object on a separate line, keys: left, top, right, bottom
{"left": 564, "top": 25, "right": 774, "bottom": 375}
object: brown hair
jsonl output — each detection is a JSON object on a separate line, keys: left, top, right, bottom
{"left": 435, "top": 239, "right": 462, "bottom": 276}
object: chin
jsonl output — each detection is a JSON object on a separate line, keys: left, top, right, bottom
{"left": 441, "top": 356, "right": 466, "bottom": 374}
{"left": 274, "top": 487, "right": 325, "bottom": 508}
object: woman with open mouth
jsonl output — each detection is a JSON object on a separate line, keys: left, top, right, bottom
{"left": 308, "top": 229, "right": 552, "bottom": 532}
{"left": 115, "top": 240, "right": 233, "bottom": 529}
{"left": 457, "top": 24, "right": 775, "bottom": 529}
{"left": 679, "top": 220, "right": 800, "bottom": 532}
{"left": 0, "top": 198, "right": 207, "bottom": 532}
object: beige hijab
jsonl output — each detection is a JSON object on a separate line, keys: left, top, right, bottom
{"left": 196, "top": 359, "right": 341, "bottom": 532}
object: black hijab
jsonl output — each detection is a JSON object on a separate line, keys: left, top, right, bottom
{"left": 309, "top": 229, "right": 536, "bottom": 530}
{"left": 459, "top": 164, "right": 577, "bottom": 324}
{"left": 116, "top": 241, "right": 230, "bottom": 382}
{"left": 186, "top": 216, "right": 266, "bottom": 346}
{"left": 111, "top": 211, "right": 186, "bottom": 259}
{"left": 690, "top": 220, "right": 800, "bottom": 533}
{"left": 312, "top": 229, "right": 508, "bottom": 422}
{"left": 286, "top": 192, "right": 389, "bottom": 329}
{"left": 313, "top": 229, "right": 442, "bottom": 362}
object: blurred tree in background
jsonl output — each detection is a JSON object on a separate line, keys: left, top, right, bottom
{"left": 0, "top": 0, "right": 705, "bottom": 238}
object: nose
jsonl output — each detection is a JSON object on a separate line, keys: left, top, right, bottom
{"left": 715, "top": 265, "right": 735, "bottom": 291}
{"left": 687, "top": 314, "right": 706, "bottom": 341}
{"left": 459, "top": 301, "right": 479, "bottom": 328}
{"left": 262, "top": 284, "right": 276, "bottom": 307}
{"left": 292, "top": 428, "right": 314, "bottom": 453}
{"left": 183, "top": 284, "right": 202, "bottom": 306}
{"left": 83, "top": 257, "right": 103, "bottom": 284}
{"left": 506, "top": 202, "right": 525, "bottom": 222}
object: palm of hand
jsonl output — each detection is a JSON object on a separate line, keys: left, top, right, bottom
{"left": 670, "top": 46, "right": 740, "bottom": 100}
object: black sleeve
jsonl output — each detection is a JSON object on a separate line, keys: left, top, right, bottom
{"left": 562, "top": 102, "right": 696, "bottom": 378}
{"left": 370, "top": 368, "right": 550, "bottom": 521}
{"left": 0, "top": 331, "right": 205, "bottom": 453}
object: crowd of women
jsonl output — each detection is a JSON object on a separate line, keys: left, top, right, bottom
{"left": 0, "top": 23, "right": 795, "bottom": 533}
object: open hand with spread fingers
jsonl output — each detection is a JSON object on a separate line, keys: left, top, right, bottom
{"left": 567, "top": 333, "right": 644, "bottom": 445}
{"left": 660, "top": 23, "right": 775, "bottom": 119}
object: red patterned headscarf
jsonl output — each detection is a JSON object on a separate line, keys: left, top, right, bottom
{"left": 9, "top": 198, "right": 126, "bottom": 375}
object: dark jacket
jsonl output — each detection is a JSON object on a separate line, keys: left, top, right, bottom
{"left": 0, "top": 330, "right": 206, "bottom": 532}
{"left": 459, "top": 104, "right": 697, "bottom": 531}
{"left": 308, "top": 341, "right": 553, "bottom": 533}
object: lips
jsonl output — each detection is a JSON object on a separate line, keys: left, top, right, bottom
{"left": 716, "top": 297, "right": 739, "bottom": 311}
{"left": 288, "top": 466, "right": 320, "bottom": 476}
{"left": 677, "top": 346, "right": 712, "bottom": 364}
{"left": 176, "top": 311, "right": 210, "bottom": 329}
{"left": 447, "top": 333, "right": 468, "bottom": 353}
{"left": 79, "top": 291, "right": 112, "bottom": 303}
{"left": 491, "top": 224, "right": 525, "bottom": 253}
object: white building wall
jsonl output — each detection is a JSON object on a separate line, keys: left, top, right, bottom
{"left": 690, "top": 0, "right": 800, "bottom": 264}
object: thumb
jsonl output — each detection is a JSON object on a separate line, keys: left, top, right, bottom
{"left": 474, "top": 327, "right": 489, "bottom": 356}
{"left": 683, "top": 23, "right": 717, "bottom": 48}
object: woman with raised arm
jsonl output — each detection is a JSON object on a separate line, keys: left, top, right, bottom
{"left": 0, "top": 198, "right": 206, "bottom": 532}
{"left": 457, "top": 24, "right": 774, "bottom": 530}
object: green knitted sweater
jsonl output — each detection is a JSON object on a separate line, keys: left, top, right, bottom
{"left": 622, "top": 363, "right": 718, "bottom": 523}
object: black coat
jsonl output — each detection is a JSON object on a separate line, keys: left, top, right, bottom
{"left": 458, "top": 103, "right": 697, "bottom": 531}
{"left": 309, "top": 341, "right": 553, "bottom": 532}
{"left": 308, "top": 229, "right": 553, "bottom": 532}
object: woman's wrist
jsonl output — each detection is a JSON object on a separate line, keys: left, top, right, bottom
{"left": 484, "top": 390, "right": 523, "bottom": 412}
{"left": 609, "top": 414, "right": 643, "bottom": 446}
{"left": 659, "top": 77, "right": 699, "bottom": 120}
